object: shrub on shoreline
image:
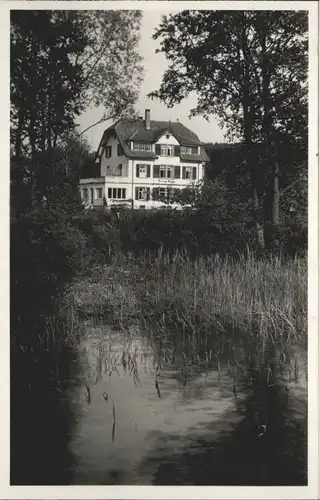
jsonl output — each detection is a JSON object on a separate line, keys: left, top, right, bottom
{"left": 75, "top": 207, "right": 307, "bottom": 262}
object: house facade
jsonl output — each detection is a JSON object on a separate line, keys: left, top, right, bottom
{"left": 79, "top": 109, "right": 209, "bottom": 210}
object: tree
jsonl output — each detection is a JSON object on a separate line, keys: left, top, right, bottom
{"left": 149, "top": 10, "right": 307, "bottom": 250}
{"left": 11, "top": 10, "right": 143, "bottom": 198}
{"left": 74, "top": 10, "right": 143, "bottom": 135}
{"left": 11, "top": 11, "right": 87, "bottom": 160}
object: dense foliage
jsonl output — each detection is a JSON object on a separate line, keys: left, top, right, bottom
{"left": 11, "top": 10, "right": 143, "bottom": 159}
{"left": 11, "top": 9, "right": 144, "bottom": 310}
{"left": 149, "top": 10, "right": 308, "bottom": 250}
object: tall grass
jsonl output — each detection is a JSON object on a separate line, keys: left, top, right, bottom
{"left": 74, "top": 251, "right": 307, "bottom": 360}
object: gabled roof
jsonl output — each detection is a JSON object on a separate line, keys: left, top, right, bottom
{"left": 97, "top": 118, "right": 209, "bottom": 162}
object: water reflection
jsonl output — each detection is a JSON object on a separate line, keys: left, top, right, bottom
{"left": 140, "top": 380, "right": 307, "bottom": 485}
{"left": 68, "top": 324, "right": 307, "bottom": 485}
{"left": 10, "top": 341, "right": 78, "bottom": 485}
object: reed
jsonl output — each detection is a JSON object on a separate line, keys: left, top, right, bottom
{"left": 73, "top": 250, "right": 307, "bottom": 371}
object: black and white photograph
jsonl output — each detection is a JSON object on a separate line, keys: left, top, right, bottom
{"left": 7, "top": 0, "right": 318, "bottom": 496}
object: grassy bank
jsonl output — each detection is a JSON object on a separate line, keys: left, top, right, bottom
{"left": 74, "top": 251, "right": 307, "bottom": 373}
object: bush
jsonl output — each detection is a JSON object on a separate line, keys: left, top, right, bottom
{"left": 74, "top": 209, "right": 121, "bottom": 262}
{"left": 11, "top": 202, "right": 88, "bottom": 334}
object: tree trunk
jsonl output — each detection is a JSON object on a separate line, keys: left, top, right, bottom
{"left": 252, "top": 186, "right": 265, "bottom": 249}
{"left": 240, "top": 15, "right": 265, "bottom": 250}
{"left": 259, "top": 22, "right": 280, "bottom": 251}
{"left": 271, "top": 159, "right": 280, "bottom": 250}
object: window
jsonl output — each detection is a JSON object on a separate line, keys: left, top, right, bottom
{"left": 82, "top": 188, "right": 88, "bottom": 201}
{"left": 107, "top": 188, "right": 126, "bottom": 199}
{"left": 174, "top": 166, "right": 181, "bottom": 179}
{"left": 160, "top": 144, "right": 174, "bottom": 156}
{"left": 106, "top": 164, "right": 127, "bottom": 177}
{"left": 152, "top": 188, "right": 166, "bottom": 201}
{"left": 139, "top": 165, "right": 146, "bottom": 178}
{"left": 133, "top": 142, "right": 152, "bottom": 152}
{"left": 136, "top": 164, "right": 151, "bottom": 178}
{"left": 181, "top": 146, "right": 192, "bottom": 155}
{"left": 184, "top": 166, "right": 192, "bottom": 180}
{"left": 182, "top": 166, "right": 197, "bottom": 180}
{"left": 117, "top": 144, "right": 124, "bottom": 156}
{"left": 181, "top": 146, "right": 199, "bottom": 155}
{"left": 152, "top": 187, "right": 180, "bottom": 202}
{"left": 105, "top": 146, "right": 112, "bottom": 158}
{"left": 96, "top": 187, "right": 103, "bottom": 199}
{"left": 154, "top": 165, "right": 180, "bottom": 179}
{"left": 135, "top": 187, "right": 150, "bottom": 201}
{"left": 160, "top": 165, "right": 166, "bottom": 178}
{"left": 159, "top": 165, "right": 174, "bottom": 179}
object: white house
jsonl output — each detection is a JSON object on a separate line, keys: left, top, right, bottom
{"left": 79, "top": 109, "right": 209, "bottom": 210}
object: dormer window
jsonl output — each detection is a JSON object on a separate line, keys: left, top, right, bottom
{"left": 181, "top": 146, "right": 193, "bottom": 155}
{"left": 133, "top": 142, "right": 152, "bottom": 152}
{"left": 160, "top": 144, "right": 174, "bottom": 156}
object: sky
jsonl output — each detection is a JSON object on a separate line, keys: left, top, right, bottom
{"left": 76, "top": 10, "right": 225, "bottom": 151}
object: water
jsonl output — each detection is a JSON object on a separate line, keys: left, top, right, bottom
{"left": 66, "top": 324, "right": 307, "bottom": 485}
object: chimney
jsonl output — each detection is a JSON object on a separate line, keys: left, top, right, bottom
{"left": 145, "top": 109, "right": 151, "bottom": 130}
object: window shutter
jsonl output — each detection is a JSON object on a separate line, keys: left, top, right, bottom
{"left": 182, "top": 167, "right": 186, "bottom": 179}
{"left": 155, "top": 144, "right": 161, "bottom": 155}
{"left": 117, "top": 144, "right": 122, "bottom": 156}
{"left": 174, "top": 166, "right": 181, "bottom": 179}
{"left": 146, "top": 188, "right": 150, "bottom": 201}
{"left": 147, "top": 165, "right": 151, "bottom": 178}
{"left": 192, "top": 167, "right": 197, "bottom": 180}
{"left": 135, "top": 187, "right": 139, "bottom": 200}
{"left": 174, "top": 145, "right": 180, "bottom": 156}
{"left": 153, "top": 165, "right": 160, "bottom": 178}
{"left": 136, "top": 165, "right": 140, "bottom": 177}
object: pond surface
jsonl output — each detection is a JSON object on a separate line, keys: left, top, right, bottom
{"left": 66, "top": 323, "right": 307, "bottom": 486}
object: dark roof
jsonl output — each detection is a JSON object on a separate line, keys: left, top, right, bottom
{"left": 181, "top": 154, "right": 207, "bottom": 162}
{"left": 97, "top": 118, "right": 209, "bottom": 162}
